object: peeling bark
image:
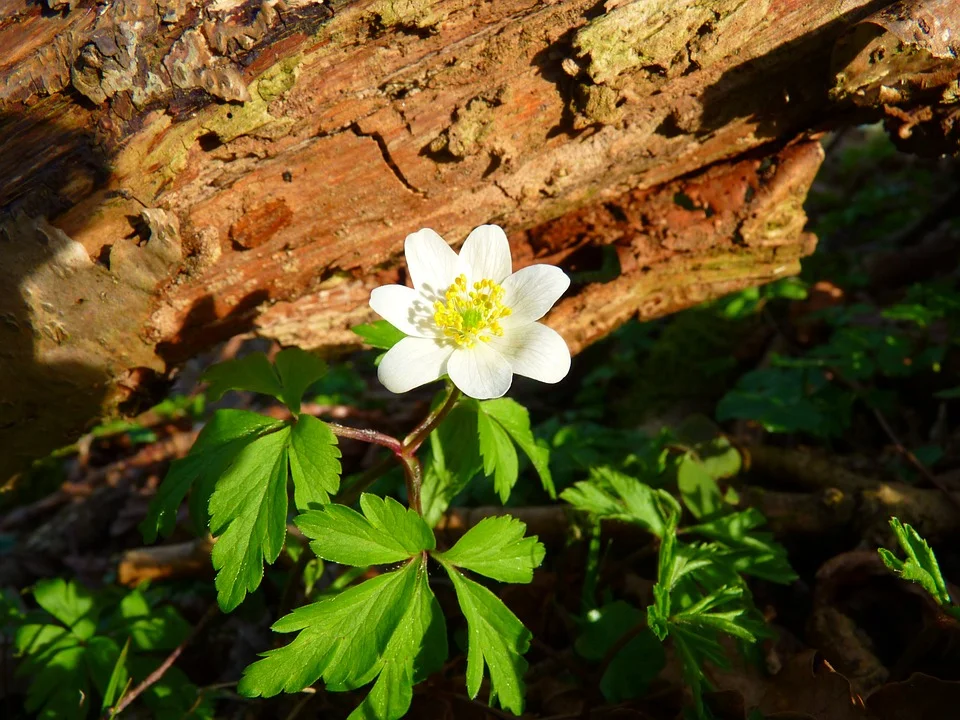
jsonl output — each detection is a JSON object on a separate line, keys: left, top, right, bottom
{"left": 0, "top": 0, "right": 957, "bottom": 479}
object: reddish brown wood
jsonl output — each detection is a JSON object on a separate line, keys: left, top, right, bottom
{"left": 0, "top": 0, "right": 957, "bottom": 479}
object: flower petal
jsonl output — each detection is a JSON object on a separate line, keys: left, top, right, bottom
{"left": 405, "top": 228, "right": 459, "bottom": 299}
{"left": 490, "top": 322, "right": 571, "bottom": 384}
{"left": 458, "top": 224, "right": 512, "bottom": 284}
{"left": 377, "top": 337, "right": 454, "bottom": 394}
{"left": 501, "top": 265, "right": 570, "bottom": 327}
{"left": 447, "top": 343, "right": 513, "bottom": 400}
{"left": 369, "top": 285, "right": 441, "bottom": 338}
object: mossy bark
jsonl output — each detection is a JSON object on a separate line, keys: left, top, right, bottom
{"left": 1, "top": 0, "right": 957, "bottom": 479}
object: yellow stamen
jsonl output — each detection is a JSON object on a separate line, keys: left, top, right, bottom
{"left": 433, "top": 274, "right": 512, "bottom": 348}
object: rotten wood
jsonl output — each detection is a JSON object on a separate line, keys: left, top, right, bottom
{"left": 1, "top": 0, "right": 958, "bottom": 479}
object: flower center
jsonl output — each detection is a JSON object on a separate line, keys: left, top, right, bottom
{"left": 433, "top": 274, "right": 512, "bottom": 348}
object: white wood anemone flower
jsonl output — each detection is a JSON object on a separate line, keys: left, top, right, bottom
{"left": 369, "top": 225, "right": 571, "bottom": 399}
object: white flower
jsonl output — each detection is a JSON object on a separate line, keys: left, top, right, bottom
{"left": 369, "top": 225, "right": 571, "bottom": 399}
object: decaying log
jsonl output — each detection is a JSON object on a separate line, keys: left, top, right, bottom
{"left": 1, "top": 0, "right": 958, "bottom": 479}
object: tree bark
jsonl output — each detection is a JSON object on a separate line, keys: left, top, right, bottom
{"left": 1, "top": 0, "right": 957, "bottom": 480}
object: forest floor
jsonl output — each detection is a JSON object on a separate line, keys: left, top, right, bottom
{"left": 2, "top": 125, "right": 960, "bottom": 720}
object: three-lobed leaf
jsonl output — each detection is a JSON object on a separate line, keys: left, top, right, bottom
{"left": 240, "top": 557, "right": 446, "bottom": 720}
{"left": 296, "top": 494, "right": 435, "bottom": 567}
{"left": 436, "top": 516, "right": 544, "bottom": 584}
{"left": 203, "top": 347, "right": 327, "bottom": 414}
{"left": 562, "top": 467, "right": 679, "bottom": 537}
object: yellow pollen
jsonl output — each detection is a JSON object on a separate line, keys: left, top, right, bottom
{"left": 433, "top": 274, "right": 512, "bottom": 348}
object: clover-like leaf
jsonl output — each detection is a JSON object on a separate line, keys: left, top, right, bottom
{"left": 436, "top": 516, "right": 544, "bottom": 584}
{"left": 296, "top": 494, "right": 435, "bottom": 567}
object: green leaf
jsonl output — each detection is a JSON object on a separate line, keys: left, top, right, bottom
{"left": 480, "top": 398, "right": 555, "bottom": 498}
{"left": 436, "top": 516, "right": 545, "bottom": 584}
{"left": 21, "top": 641, "right": 90, "bottom": 720}
{"left": 880, "top": 517, "right": 953, "bottom": 607}
{"left": 421, "top": 402, "right": 483, "bottom": 525}
{"left": 575, "top": 602, "right": 666, "bottom": 702}
{"left": 561, "top": 467, "right": 678, "bottom": 537}
{"left": 203, "top": 348, "right": 327, "bottom": 414}
{"left": 203, "top": 353, "right": 283, "bottom": 403}
{"left": 687, "top": 509, "right": 797, "bottom": 584}
{"left": 141, "top": 410, "right": 284, "bottom": 541}
{"left": 116, "top": 590, "right": 191, "bottom": 651}
{"left": 240, "top": 558, "right": 444, "bottom": 720}
{"left": 100, "top": 638, "right": 131, "bottom": 712}
{"left": 274, "top": 347, "right": 328, "bottom": 414}
{"left": 443, "top": 567, "right": 531, "bottom": 715}
{"left": 32, "top": 578, "right": 99, "bottom": 640}
{"left": 209, "top": 426, "right": 292, "bottom": 612}
{"left": 347, "top": 561, "right": 448, "bottom": 720}
{"left": 296, "top": 494, "right": 435, "bottom": 567}
{"left": 477, "top": 410, "right": 519, "bottom": 503}
{"left": 288, "top": 414, "right": 342, "bottom": 511}
{"left": 676, "top": 453, "right": 723, "bottom": 520}
{"left": 352, "top": 320, "right": 407, "bottom": 350}
{"left": 934, "top": 386, "right": 960, "bottom": 399}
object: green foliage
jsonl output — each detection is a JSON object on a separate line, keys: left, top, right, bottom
{"left": 421, "top": 396, "right": 555, "bottom": 524}
{"left": 352, "top": 320, "right": 407, "bottom": 350}
{"left": 242, "top": 494, "right": 544, "bottom": 718}
{"left": 13, "top": 580, "right": 207, "bottom": 720}
{"left": 717, "top": 279, "right": 959, "bottom": 439}
{"left": 436, "top": 515, "right": 545, "bottom": 584}
{"left": 879, "top": 518, "right": 959, "bottom": 619}
{"left": 143, "top": 352, "right": 342, "bottom": 612}
{"left": 203, "top": 347, "right": 327, "bottom": 415}
{"left": 560, "top": 424, "right": 794, "bottom": 716}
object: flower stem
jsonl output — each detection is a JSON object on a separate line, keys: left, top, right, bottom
{"left": 326, "top": 384, "right": 461, "bottom": 514}
{"left": 326, "top": 423, "right": 403, "bottom": 454}
{"left": 403, "top": 382, "right": 462, "bottom": 454}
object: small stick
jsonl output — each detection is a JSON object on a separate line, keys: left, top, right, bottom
{"left": 107, "top": 604, "right": 218, "bottom": 717}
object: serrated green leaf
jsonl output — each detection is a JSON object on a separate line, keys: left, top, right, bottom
{"left": 209, "top": 427, "right": 292, "bottom": 612}
{"left": 32, "top": 578, "right": 99, "bottom": 640}
{"left": 352, "top": 320, "right": 407, "bottom": 350}
{"left": 480, "top": 398, "right": 555, "bottom": 498}
{"left": 274, "top": 347, "right": 328, "bottom": 414}
{"left": 288, "top": 414, "right": 342, "bottom": 511}
{"left": 16, "top": 631, "right": 89, "bottom": 720}
{"left": 347, "top": 560, "right": 448, "bottom": 720}
{"left": 687, "top": 509, "right": 797, "bottom": 584}
{"left": 677, "top": 453, "right": 723, "bottom": 520}
{"left": 437, "top": 515, "right": 545, "bottom": 584}
{"left": 477, "top": 410, "right": 519, "bottom": 502}
{"left": 240, "top": 557, "right": 443, "bottom": 720}
{"left": 203, "top": 348, "right": 327, "bottom": 414}
{"left": 296, "top": 494, "right": 434, "bottom": 567}
{"left": 142, "top": 410, "right": 284, "bottom": 541}
{"left": 561, "top": 467, "right": 678, "bottom": 537}
{"left": 881, "top": 518, "right": 953, "bottom": 606}
{"left": 444, "top": 567, "right": 530, "bottom": 715}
